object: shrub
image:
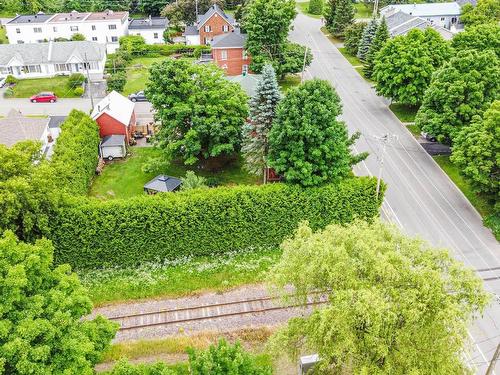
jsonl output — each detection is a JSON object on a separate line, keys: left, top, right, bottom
{"left": 107, "top": 71, "right": 127, "bottom": 92}
{"left": 50, "top": 177, "right": 383, "bottom": 269}
{"left": 180, "top": 171, "right": 208, "bottom": 190}
{"left": 71, "top": 32, "right": 86, "bottom": 41}
{"left": 3, "top": 87, "right": 14, "bottom": 98}
{"left": 68, "top": 73, "right": 86, "bottom": 88}
{"left": 5, "top": 74, "right": 18, "bottom": 84}
{"left": 309, "top": 0, "right": 324, "bottom": 14}
{"left": 73, "top": 86, "right": 84, "bottom": 96}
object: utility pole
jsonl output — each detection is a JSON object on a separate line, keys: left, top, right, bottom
{"left": 373, "top": 134, "right": 396, "bottom": 199}
{"left": 373, "top": 0, "right": 379, "bottom": 18}
{"left": 486, "top": 342, "right": 500, "bottom": 375}
{"left": 301, "top": 45, "right": 309, "bottom": 83}
{"left": 195, "top": 0, "right": 199, "bottom": 21}
{"left": 84, "top": 52, "right": 94, "bottom": 111}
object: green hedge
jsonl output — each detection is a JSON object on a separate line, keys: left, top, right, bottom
{"left": 50, "top": 110, "right": 100, "bottom": 195}
{"left": 50, "top": 177, "right": 383, "bottom": 269}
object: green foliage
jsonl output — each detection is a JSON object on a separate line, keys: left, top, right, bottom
{"left": 242, "top": 64, "right": 281, "bottom": 177}
{"left": 107, "top": 359, "right": 177, "bottom": 374}
{"left": 138, "top": 0, "right": 170, "bottom": 16}
{"left": 73, "top": 86, "right": 84, "bottom": 96}
{"left": 162, "top": 0, "right": 223, "bottom": 25}
{"left": 0, "top": 231, "right": 118, "bottom": 374}
{"left": 107, "top": 71, "right": 127, "bottom": 92}
{"left": 49, "top": 178, "right": 382, "bottom": 269}
{"left": 450, "top": 100, "right": 499, "bottom": 197}
{"left": 324, "top": 0, "right": 338, "bottom": 28}
{"left": 274, "top": 42, "right": 313, "bottom": 79}
{"left": 268, "top": 220, "right": 490, "bottom": 374}
{"left": 119, "top": 35, "right": 147, "bottom": 55}
{"left": 343, "top": 21, "right": 367, "bottom": 56}
{"left": 451, "top": 23, "right": 500, "bottom": 58}
{"left": 329, "top": 0, "right": 354, "bottom": 36}
{"left": 146, "top": 59, "right": 248, "bottom": 165}
{"left": 373, "top": 28, "right": 452, "bottom": 106}
{"left": 460, "top": 0, "right": 500, "bottom": 26}
{"left": 5, "top": 74, "right": 18, "bottom": 84}
{"left": 51, "top": 110, "right": 100, "bottom": 195}
{"left": 188, "top": 339, "right": 272, "bottom": 375}
{"left": 3, "top": 87, "right": 14, "bottom": 98}
{"left": 268, "top": 79, "right": 367, "bottom": 186}
{"left": 364, "top": 16, "right": 388, "bottom": 78}
{"left": 180, "top": 171, "right": 208, "bottom": 191}
{"left": 308, "top": 0, "right": 323, "bottom": 15}
{"left": 67, "top": 72, "right": 86, "bottom": 87}
{"left": 416, "top": 49, "right": 499, "bottom": 143}
{"left": 71, "top": 32, "right": 85, "bottom": 41}
{"left": 357, "top": 18, "right": 378, "bottom": 61}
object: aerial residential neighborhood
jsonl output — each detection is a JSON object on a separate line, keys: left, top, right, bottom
{"left": 0, "top": 0, "right": 499, "bottom": 373}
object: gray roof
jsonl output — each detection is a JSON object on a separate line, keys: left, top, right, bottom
{"left": 386, "top": 11, "right": 455, "bottom": 40}
{"left": 183, "top": 25, "right": 199, "bottom": 36}
{"left": 7, "top": 13, "right": 54, "bottom": 24}
{"left": 129, "top": 17, "right": 169, "bottom": 29}
{"left": 456, "top": 0, "right": 477, "bottom": 6}
{"left": 0, "top": 110, "right": 48, "bottom": 147}
{"left": 390, "top": 16, "right": 428, "bottom": 36}
{"left": 226, "top": 74, "right": 262, "bottom": 97}
{"left": 144, "top": 175, "right": 182, "bottom": 193}
{"left": 0, "top": 41, "right": 106, "bottom": 66}
{"left": 381, "top": 2, "right": 461, "bottom": 17}
{"left": 386, "top": 11, "right": 414, "bottom": 30}
{"left": 197, "top": 4, "right": 235, "bottom": 29}
{"left": 48, "top": 116, "right": 66, "bottom": 129}
{"left": 100, "top": 134, "right": 125, "bottom": 147}
{"left": 211, "top": 30, "right": 246, "bottom": 48}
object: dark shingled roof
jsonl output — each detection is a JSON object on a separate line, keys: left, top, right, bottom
{"left": 183, "top": 25, "right": 199, "bottom": 36}
{"left": 48, "top": 116, "right": 66, "bottom": 129}
{"left": 196, "top": 4, "right": 235, "bottom": 29}
{"left": 8, "top": 13, "right": 54, "bottom": 24}
{"left": 100, "top": 134, "right": 125, "bottom": 147}
{"left": 129, "top": 17, "right": 169, "bottom": 29}
{"left": 144, "top": 175, "right": 182, "bottom": 193}
{"left": 211, "top": 29, "right": 246, "bottom": 48}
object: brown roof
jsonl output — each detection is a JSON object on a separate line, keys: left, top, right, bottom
{"left": 48, "top": 12, "right": 91, "bottom": 23}
{"left": 86, "top": 10, "right": 128, "bottom": 20}
{"left": 0, "top": 110, "right": 49, "bottom": 147}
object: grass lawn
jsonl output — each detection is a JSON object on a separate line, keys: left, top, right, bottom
{"left": 81, "top": 247, "right": 281, "bottom": 306}
{"left": 0, "top": 26, "right": 7, "bottom": 44}
{"left": 354, "top": 2, "right": 372, "bottom": 18}
{"left": 89, "top": 147, "right": 260, "bottom": 200}
{"left": 338, "top": 47, "right": 362, "bottom": 66}
{"left": 279, "top": 74, "right": 301, "bottom": 92}
{"left": 10, "top": 76, "right": 80, "bottom": 98}
{"left": 389, "top": 103, "right": 419, "bottom": 123}
{"left": 320, "top": 26, "right": 343, "bottom": 45}
{"left": 406, "top": 124, "right": 421, "bottom": 138}
{"left": 122, "top": 56, "right": 170, "bottom": 95}
{"left": 296, "top": 1, "right": 323, "bottom": 18}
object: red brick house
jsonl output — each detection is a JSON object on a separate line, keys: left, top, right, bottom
{"left": 183, "top": 4, "right": 237, "bottom": 46}
{"left": 91, "top": 91, "right": 136, "bottom": 143}
{"left": 211, "top": 30, "right": 251, "bottom": 76}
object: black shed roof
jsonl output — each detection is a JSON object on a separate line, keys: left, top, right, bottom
{"left": 144, "top": 175, "right": 182, "bottom": 193}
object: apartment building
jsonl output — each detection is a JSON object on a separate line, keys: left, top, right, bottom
{"left": 5, "top": 10, "right": 129, "bottom": 53}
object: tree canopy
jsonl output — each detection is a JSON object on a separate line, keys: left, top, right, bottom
{"left": 146, "top": 59, "right": 249, "bottom": 165}
{"left": 460, "top": 0, "right": 500, "bottom": 26}
{"left": 373, "top": 28, "right": 451, "bottom": 106}
{"left": 416, "top": 49, "right": 500, "bottom": 143}
{"left": 451, "top": 23, "right": 500, "bottom": 58}
{"left": 162, "top": 0, "right": 222, "bottom": 25}
{"left": 343, "top": 22, "right": 367, "bottom": 56}
{"left": 268, "top": 220, "right": 490, "bottom": 374}
{"left": 329, "top": 0, "right": 354, "bottom": 36}
{"left": 0, "top": 231, "right": 118, "bottom": 374}
{"left": 357, "top": 18, "right": 378, "bottom": 61}
{"left": 364, "top": 16, "right": 389, "bottom": 78}
{"left": 268, "top": 79, "right": 366, "bottom": 186}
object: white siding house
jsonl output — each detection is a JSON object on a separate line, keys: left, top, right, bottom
{"left": 380, "top": 2, "right": 462, "bottom": 29}
{"left": 5, "top": 10, "right": 129, "bottom": 53}
{"left": 128, "top": 17, "right": 168, "bottom": 44}
{"left": 0, "top": 41, "right": 106, "bottom": 79}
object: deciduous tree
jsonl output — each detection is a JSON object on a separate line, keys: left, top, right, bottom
{"left": 343, "top": 21, "right": 367, "bottom": 56}
{"left": 268, "top": 220, "right": 489, "bottom": 374}
{"left": 451, "top": 23, "right": 500, "bottom": 58}
{"left": 162, "top": 0, "right": 222, "bottom": 25}
{"left": 146, "top": 59, "right": 248, "bottom": 165}
{"left": 268, "top": 79, "right": 366, "bottom": 186}
{"left": 138, "top": 0, "right": 170, "bottom": 15}
{"left": 356, "top": 18, "right": 377, "bottom": 61}
{"left": 416, "top": 49, "right": 499, "bottom": 143}
{"left": 373, "top": 28, "right": 451, "bottom": 106}
{"left": 460, "top": 0, "right": 500, "bottom": 26}
{"left": 0, "top": 231, "right": 118, "bottom": 374}
{"left": 363, "top": 16, "right": 388, "bottom": 78}
{"left": 308, "top": 0, "right": 323, "bottom": 15}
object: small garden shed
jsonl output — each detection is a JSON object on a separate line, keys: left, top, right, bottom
{"left": 144, "top": 175, "right": 182, "bottom": 194}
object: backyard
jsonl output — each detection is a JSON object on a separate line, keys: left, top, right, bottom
{"left": 8, "top": 76, "right": 81, "bottom": 98}
{"left": 89, "top": 147, "right": 260, "bottom": 200}
{"left": 122, "top": 56, "right": 170, "bottom": 95}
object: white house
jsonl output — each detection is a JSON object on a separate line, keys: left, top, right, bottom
{"left": 385, "top": 10, "right": 455, "bottom": 40}
{"left": 380, "top": 2, "right": 462, "bottom": 29}
{"left": 128, "top": 16, "right": 168, "bottom": 44}
{"left": 0, "top": 41, "right": 106, "bottom": 79}
{"left": 5, "top": 10, "right": 129, "bottom": 53}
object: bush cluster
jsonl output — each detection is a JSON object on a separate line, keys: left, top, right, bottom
{"left": 50, "top": 177, "right": 383, "bottom": 269}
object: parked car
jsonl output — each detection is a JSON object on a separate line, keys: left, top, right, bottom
{"left": 128, "top": 91, "right": 147, "bottom": 102}
{"left": 421, "top": 131, "right": 437, "bottom": 142}
{"left": 30, "top": 92, "right": 57, "bottom": 103}
{"left": 0, "top": 77, "right": 6, "bottom": 88}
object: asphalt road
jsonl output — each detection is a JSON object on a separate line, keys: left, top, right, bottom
{"left": 290, "top": 14, "right": 500, "bottom": 374}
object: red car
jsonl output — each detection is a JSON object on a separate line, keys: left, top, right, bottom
{"left": 30, "top": 92, "right": 57, "bottom": 103}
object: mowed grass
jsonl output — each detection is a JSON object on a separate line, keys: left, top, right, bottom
{"left": 0, "top": 26, "right": 8, "bottom": 44}
{"left": 122, "top": 56, "right": 170, "bottom": 95}
{"left": 80, "top": 247, "right": 281, "bottom": 306}
{"left": 320, "top": 26, "right": 344, "bottom": 45}
{"left": 296, "top": 1, "right": 324, "bottom": 18}
{"left": 10, "top": 76, "right": 80, "bottom": 98}
{"left": 279, "top": 74, "right": 301, "bottom": 92}
{"left": 389, "top": 103, "right": 419, "bottom": 123}
{"left": 355, "top": 2, "right": 372, "bottom": 18}
{"left": 89, "top": 147, "right": 259, "bottom": 200}
{"left": 338, "top": 47, "right": 362, "bottom": 66}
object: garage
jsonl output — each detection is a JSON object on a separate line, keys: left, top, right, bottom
{"left": 99, "top": 134, "right": 126, "bottom": 160}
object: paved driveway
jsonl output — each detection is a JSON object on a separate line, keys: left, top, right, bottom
{"left": 291, "top": 14, "right": 500, "bottom": 374}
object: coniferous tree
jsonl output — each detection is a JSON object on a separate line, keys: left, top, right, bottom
{"left": 357, "top": 18, "right": 378, "bottom": 61}
{"left": 330, "top": 0, "right": 354, "bottom": 36}
{"left": 242, "top": 64, "right": 281, "bottom": 182}
{"left": 324, "top": 0, "right": 339, "bottom": 28}
{"left": 344, "top": 22, "right": 367, "bottom": 56}
{"left": 364, "top": 17, "right": 389, "bottom": 78}
{"left": 308, "top": 0, "right": 323, "bottom": 15}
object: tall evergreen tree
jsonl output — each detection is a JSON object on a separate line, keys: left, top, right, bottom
{"left": 308, "top": 0, "right": 323, "bottom": 15}
{"left": 330, "top": 0, "right": 354, "bottom": 36}
{"left": 344, "top": 22, "right": 367, "bottom": 56}
{"left": 324, "top": 0, "right": 339, "bottom": 28}
{"left": 364, "top": 17, "right": 389, "bottom": 78}
{"left": 242, "top": 64, "right": 281, "bottom": 182}
{"left": 357, "top": 18, "right": 378, "bottom": 61}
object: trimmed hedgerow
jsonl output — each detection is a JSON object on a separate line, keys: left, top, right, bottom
{"left": 50, "top": 177, "right": 383, "bottom": 269}
{"left": 50, "top": 110, "right": 100, "bottom": 195}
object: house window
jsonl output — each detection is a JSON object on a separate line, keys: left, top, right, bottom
{"left": 243, "top": 50, "right": 248, "bottom": 60}
{"left": 17, "top": 40, "right": 24, "bottom": 44}
{"left": 92, "top": 25, "right": 96, "bottom": 30}
{"left": 23, "top": 65, "right": 42, "bottom": 73}
{"left": 204, "top": 25, "right": 211, "bottom": 32}
{"left": 53, "top": 26, "right": 57, "bottom": 32}
{"left": 222, "top": 24, "right": 229, "bottom": 32}
{"left": 242, "top": 64, "right": 248, "bottom": 74}
{"left": 440, "top": 17, "right": 445, "bottom": 21}
{"left": 70, "top": 26, "right": 78, "bottom": 31}
{"left": 109, "top": 24, "right": 117, "bottom": 30}
{"left": 33, "top": 27, "right": 42, "bottom": 33}
{"left": 16, "top": 28, "right": 20, "bottom": 33}
{"left": 111, "top": 36, "right": 118, "bottom": 42}
{"left": 220, "top": 50, "right": 228, "bottom": 60}
{"left": 55, "top": 63, "right": 70, "bottom": 71}
{"left": 154, "top": 32, "right": 158, "bottom": 39}
{"left": 92, "top": 36, "right": 98, "bottom": 41}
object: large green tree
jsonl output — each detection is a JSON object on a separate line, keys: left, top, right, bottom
{"left": 356, "top": 18, "right": 378, "bottom": 61}
{"left": 268, "top": 79, "right": 366, "bottom": 186}
{"left": 329, "top": 0, "right": 354, "bottom": 36}
{"left": 268, "top": 220, "right": 489, "bottom": 374}
{"left": 460, "top": 0, "right": 500, "bottom": 26}
{"left": 343, "top": 21, "right": 367, "bottom": 56}
{"left": 451, "top": 23, "right": 500, "bottom": 58}
{"left": 324, "top": 0, "right": 338, "bottom": 28}
{"left": 146, "top": 59, "right": 249, "bottom": 165}
{"left": 308, "top": 0, "right": 323, "bottom": 15}
{"left": 417, "top": 49, "right": 500, "bottom": 143}
{"left": 373, "top": 28, "right": 451, "bottom": 106}
{"left": 0, "top": 231, "right": 118, "bottom": 374}
{"left": 138, "top": 0, "right": 170, "bottom": 15}
{"left": 451, "top": 100, "right": 499, "bottom": 197}
{"left": 162, "top": 0, "right": 222, "bottom": 25}
{"left": 242, "top": 64, "right": 281, "bottom": 180}
{"left": 363, "top": 16, "right": 389, "bottom": 78}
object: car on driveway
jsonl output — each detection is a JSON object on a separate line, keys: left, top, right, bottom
{"left": 421, "top": 131, "right": 437, "bottom": 142}
{"left": 30, "top": 92, "right": 57, "bottom": 103}
{"left": 128, "top": 91, "right": 147, "bottom": 102}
